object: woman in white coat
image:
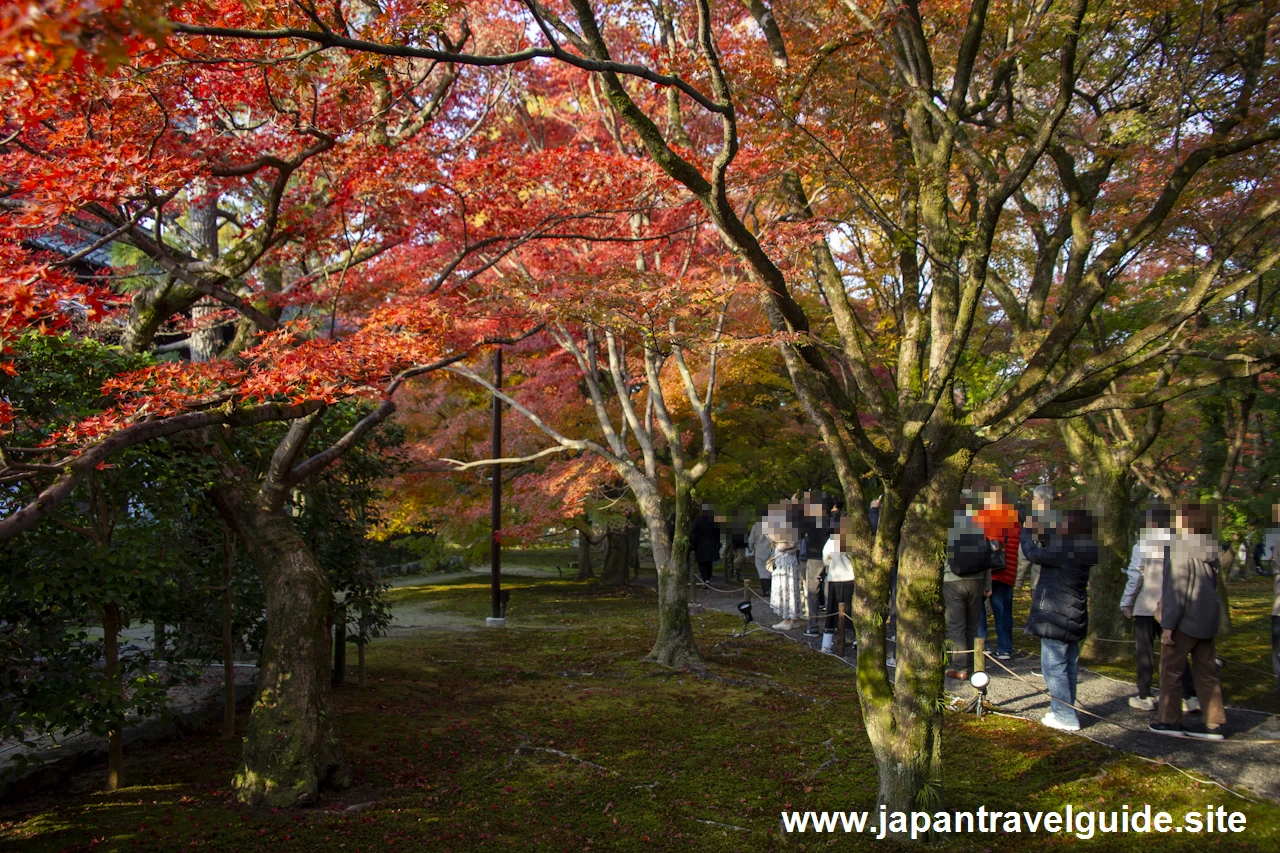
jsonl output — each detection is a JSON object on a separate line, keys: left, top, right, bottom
{"left": 764, "top": 500, "right": 804, "bottom": 630}
{"left": 822, "top": 517, "right": 856, "bottom": 651}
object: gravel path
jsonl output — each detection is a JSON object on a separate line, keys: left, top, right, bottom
{"left": 686, "top": 578, "right": 1280, "bottom": 804}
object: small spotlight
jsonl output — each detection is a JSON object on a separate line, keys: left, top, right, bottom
{"left": 970, "top": 670, "right": 990, "bottom": 690}
{"left": 737, "top": 600, "right": 753, "bottom": 625}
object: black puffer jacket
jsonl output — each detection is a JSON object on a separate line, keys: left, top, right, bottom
{"left": 1021, "top": 529, "right": 1098, "bottom": 643}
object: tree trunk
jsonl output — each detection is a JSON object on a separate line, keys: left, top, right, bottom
{"left": 1059, "top": 419, "right": 1132, "bottom": 662}
{"left": 1224, "top": 541, "right": 1244, "bottom": 581}
{"left": 104, "top": 602, "right": 124, "bottom": 792}
{"left": 357, "top": 642, "right": 367, "bottom": 689}
{"left": 639, "top": 482, "right": 702, "bottom": 669}
{"left": 154, "top": 620, "right": 166, "bottom": 662}
{"left": 222, "top": 528, "right": 236, "bottom": 740}
{"left": 1083, "top": 467, "right": 1133, "bottom": 662}
{"left": 575, "top": 519, "right": 594, "bottom": 580}
{"left": 600, "top": 527, "right": 630, "bottom": 586}
{"left": 626, "top": 514, "right": 642, "bottom": 578}
{"left": 332, "top": 603, "right": 346, "bottom": 686}
{"left": 856, "top": 454, "right": 965, "bottom": 821}
{"left": 214, "top": 490, "right": 348, "bottom": 807}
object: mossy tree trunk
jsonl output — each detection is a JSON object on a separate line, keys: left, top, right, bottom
{"left": 210, "top": 412, "right": 356, "bottom": 807}
{"left": 215, "top": 493, "right": 348, "bottom": 806}
{"left": 851, "top": 449, "right": 966, "bottom": 819}
{"left": 637, "top": 481, "right": 701, "bottom": 669}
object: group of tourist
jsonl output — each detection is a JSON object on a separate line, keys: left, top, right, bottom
{"left": 947, "top": 489, "right": 1236, "bottom": 740}
{"left": 694, "top": 486, "right": 1280, "bottom": 743}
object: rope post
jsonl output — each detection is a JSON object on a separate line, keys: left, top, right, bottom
{"left": 836, "top": 603, "right": 847, "bottom": 657}
{"left": 973, "top": 636, "right": 986, "bottom": 674}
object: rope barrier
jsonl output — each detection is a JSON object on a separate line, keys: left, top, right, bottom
{"left": 979, "top": 652, "right": 1280, "bottom": 745}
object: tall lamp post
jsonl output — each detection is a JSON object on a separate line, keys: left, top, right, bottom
{"left": 486, "top": 347, "right": 505, "bottom": 627}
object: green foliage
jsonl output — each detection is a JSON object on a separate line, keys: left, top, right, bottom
{"left": 0, "top": 336, "right": 186, "bottom": 775}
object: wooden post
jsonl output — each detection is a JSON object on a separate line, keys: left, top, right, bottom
{"left": 973, "top": 636, "right": 986, "bottom": 674}
{"left": 836, "top": 603, "right": 847, "bottom": 657}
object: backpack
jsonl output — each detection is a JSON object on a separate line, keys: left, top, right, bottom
{"left": 950, "top": 532, "right": 996, "bottom": 576}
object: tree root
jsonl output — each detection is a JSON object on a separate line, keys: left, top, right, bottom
{"left": 690, "top": 817, "right": 757, "bottom": 833}
{"left": 485, "top": 743, "right": 621, "bottom": 779}
{"left": 802, "top": 738, "right": 841, "bottom": 778}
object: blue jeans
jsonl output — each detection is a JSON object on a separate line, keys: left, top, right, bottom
{"left": 989, "top": 582, "right": 1014, "bottom": 656}
{"left": 1041, "top": 638, "right": 1080, "bottom": 727}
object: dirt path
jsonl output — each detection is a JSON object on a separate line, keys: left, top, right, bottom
{"left": 687, "top": 578, "right": 1280, "bottom": 804}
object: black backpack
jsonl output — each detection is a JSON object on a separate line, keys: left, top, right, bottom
{"left": 950, "top": 532, "right": 998, "bottom": 575}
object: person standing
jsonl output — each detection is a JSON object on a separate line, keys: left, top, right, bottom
{"left": 747, "top": 513, "right": 774, "bottom": 598}
{"left": 822, "top": 517, "right": 856, "bottom": 652}
{"left": 798, "top": 492, "right": 834, "bottom": 638}
{"left": 943, "top": 494, "right": 992, "bottom": 680}
{"left": 978, "top": 487, "right": 1020, "bottom": 661}
{"left": 1119, "top": 505, "right": 1196, "bottom": 711}
{"left": 764, "top": 500, "right": 805, "bottom": 630}
{"left": 689, "top": 504, "right": 721, "bottom": 584}
{"left": 1149, "top": 503, "right": 1227, "bottom": 740}
{"left": 1016, "top": 484, "right": 1056, "bottom": 594}
{"left": 1022, "top": 509, "right": 1098, "bottom": 732}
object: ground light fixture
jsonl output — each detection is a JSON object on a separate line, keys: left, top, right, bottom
{"left": 965, "top": 669, "right": 991, "bottom": 717}
{"left": 737, "top": 600, "right": 753, "bottom": 635}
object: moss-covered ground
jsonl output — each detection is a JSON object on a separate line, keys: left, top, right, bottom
{"left": 3, "top": 573, "right": 1279, "bottom": 852}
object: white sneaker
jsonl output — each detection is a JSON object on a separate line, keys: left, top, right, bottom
{"left": 1129, "top": 696, "right": 1157, "bottom": 711}
{"left": 771, "top": 620, "right": 790, "bottom": 630}
{"left": 1184, "top": 697, "right": 1200, "bottom": 713}
{"left": 885, "top": 655, "right": 896, "bottom": 667}
{"left": 1041, "top": 712, "right": 1081, "bottom": 732}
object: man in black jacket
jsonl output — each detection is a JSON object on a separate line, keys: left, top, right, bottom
{"left": 1021, "top": 510, "right": 1097, "bottom": 733}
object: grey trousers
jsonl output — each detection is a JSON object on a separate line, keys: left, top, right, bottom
{"left": 805, "top": 559, "right": 824, "bottom": 629}
{"left": 944, "top": 578, "right": 986, "bottom": 672}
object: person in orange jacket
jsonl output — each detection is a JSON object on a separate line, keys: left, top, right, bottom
{"left": 977, "top": 486, "right": 1021, "bottom": 660}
